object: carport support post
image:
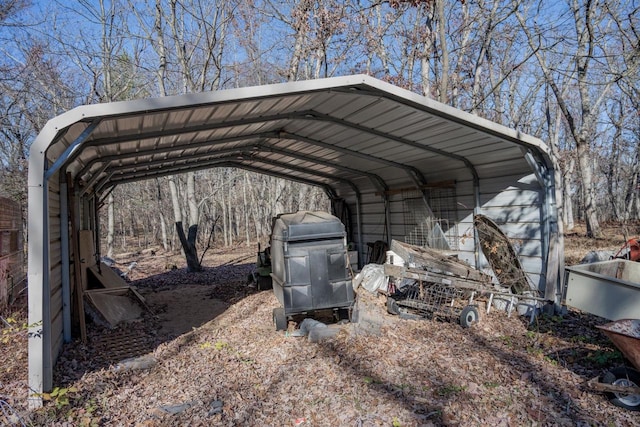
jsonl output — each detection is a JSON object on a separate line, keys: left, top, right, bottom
{"left": 525, "top": 149, "right": 561, "bottom": 299}
{"left": 384, "top": 195, "right": 392, "bottom": 246}
{"left": 93, "top": 194, "right": 101, "bottom": 266}
{"left": 553, "top": 163, "right": 565, "bottom": 307}
{"left": 27, "top": 173, "right": 52, "bottom": 408}
{"left": 355, "top": 192, "right": 364, "bottom": 269}
{"left": 473, "top": 178, "right": 481, "bottom": 269}
{"left": 60, "top": 174, "right": 72, "bottom": 343}
{"left": 27, "top": 119, "right": 101, "bottom": 408}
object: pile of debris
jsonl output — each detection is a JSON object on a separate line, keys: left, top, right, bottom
{"left": 353, "top": 239, "right": 548, "bottom": 328}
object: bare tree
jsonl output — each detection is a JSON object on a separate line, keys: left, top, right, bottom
{"left": 517, "top": 0, "right": 640, "bottom": 237}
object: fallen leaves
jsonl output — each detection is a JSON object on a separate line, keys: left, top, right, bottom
{"left": 2, "top": 244, "right": 639, "bottom": 426}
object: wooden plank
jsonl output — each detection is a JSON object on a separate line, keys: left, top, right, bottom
{"left": 390, "top": 239, "right": 490, "bottom": 283}
{"left": 84, "top": 287, "right": 130, "bottom": 296}
{"left": 88, "top": 263, "right": 128, "bottom": 289}
{"left": 84, "top": 290, "right": 144, "bottom": 326}
{"left": 86, "top": 265, "right": 150, "bottom": 308}
{"left": 384, "top": 264, "right": 490, "bottom": 290}
{"left": 79, "top": 230, "right": 96, "bottom": 269}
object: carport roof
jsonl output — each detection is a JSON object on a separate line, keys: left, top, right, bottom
{"left": 29, "top": 74, "right": 552, "bottom": 197}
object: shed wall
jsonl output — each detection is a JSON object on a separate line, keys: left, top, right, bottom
{"left": 345, "top": 171, "right": 546, "bottom": 292}
{"left": 0, "top": 197, "right": 25, "bottom": 309}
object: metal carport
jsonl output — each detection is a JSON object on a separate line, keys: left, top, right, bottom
{"left": 27, "top": 74, "right": 561, "bottom": 405}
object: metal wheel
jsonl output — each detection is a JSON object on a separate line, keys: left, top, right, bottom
{"left": 386, "top": 297, "right": 401, "bottom": 315}
{"left": 602, "top": 367, "right": 640, "bottom": 411}
{"left": 459, "top": 305, "right": 479, "bottom": 328}
{"left": 273, "top": 307, "right": 287, "bottom": 331}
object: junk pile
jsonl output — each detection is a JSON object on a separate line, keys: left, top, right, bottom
{"left": 251, "top": 243, "right": 273, "bottom": 291}
{"left": 356, "top": 235, "right": 549, "bottom": 326}
{"left": 274, "top": 212, "right": 550, "bottom": 337}
{"left": 380, "top": 240, "right": 491, "bottom": 328}
{"left": 473, "top": 214, "right": 531, "bottom": 295}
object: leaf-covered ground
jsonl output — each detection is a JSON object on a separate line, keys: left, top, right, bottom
{"left": 1, "top": 237, "right": 639, "bottom": 426}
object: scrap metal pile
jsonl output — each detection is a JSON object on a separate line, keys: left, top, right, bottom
{"left": 383, "top": 239, "right": 495, "bottom": 327}
{"left": 379, "top": 222, "right": 552, "bottom": 326}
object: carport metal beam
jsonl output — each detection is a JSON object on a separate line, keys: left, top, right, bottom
{"left": 63, "top": 111, "right": 326, "bottom": 167}
{"left": 75, "top": 133, "right": 266, "bottom": 182}
{"left": 277, "top": 131, "right": 428, "bottom": 188}
{"left": 258, "top": 144, "right": 389, "bottom": 194}
{"left": 100, "top": 154, "right": 361, "bottom": 196}
{"left": 70, "top": 108, "right": 481, "bottom": 189}
{"left": 76, "top": 127, "right": 426, "bottom": 208}
{"left": 89, "top": 143, "right": 390, "bottom": 196}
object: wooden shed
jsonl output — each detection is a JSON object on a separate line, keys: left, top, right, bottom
{"left": 27, "top": 75, "right": 561, "bottom": 405}
{"left": 0, "top": 197, "right": 25, "bottom": 310}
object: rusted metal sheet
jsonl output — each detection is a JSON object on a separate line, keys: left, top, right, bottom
{"left": 597, "top": 319, "right": 640, "bottom": 371}
{"left": 474, "top": 214, "right": 532, "bottom": 295}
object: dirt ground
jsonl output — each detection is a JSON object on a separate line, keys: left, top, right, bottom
{"left": 1, "top": 226, "right": 640, "bottom": 426}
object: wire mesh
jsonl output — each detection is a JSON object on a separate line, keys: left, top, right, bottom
{"left": 401, "top": 187, "right": 459, "bottom": 250}
{"left": 396, "top": 282, "right": 472, "bottom": 322}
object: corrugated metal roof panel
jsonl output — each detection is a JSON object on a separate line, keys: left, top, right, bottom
{"left": 30, "top": 76, "right": 558, "bottom": 296}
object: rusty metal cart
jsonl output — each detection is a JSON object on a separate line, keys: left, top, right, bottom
{"left": 585, "top": 319, "right": 640, "bottom": 411}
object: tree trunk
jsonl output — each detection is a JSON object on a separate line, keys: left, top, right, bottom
{"left": 226, "top": 185, "right": 234, "bottom": 246}
{"left": 155, "top": 178, "right": 169, "bottom": 251}
{"left": 160, "top": 212, "right": 169, "bottom": 251}
{"left": 219, "top": 172, "right": 229, "bottom": 246}
{"left": 274, "top": 178, "right": 287, "bottom": 215}
{"left": 576, "top": 134, "right": 601, "bottom": 237}
{"left": 107, "top": 193, "right": 115, "bottom": 257}
{"left": 563, "top": 158, "right": 575, "bottom": 231}
{"left": 169, "top": 174, "right": 202, "bottom": 270}
{"left": 186, "top": 172, "right": 198, "bottom": 228}
{"left": 243, "top": 172, "right": 250, "bottom": 244}
{"left": 435, "top": 0, "right": 449, "bottom": 104}
{"left": 287, "top": 0, "right": 312, "bottom": 81}
{"left": 175, "top": 221, "right": 202, "bottom": 272}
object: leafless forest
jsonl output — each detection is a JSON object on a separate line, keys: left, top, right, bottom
{"left": 1, "top": 2, "right": 640, "bottom": 423}
{"left": 0, "top": 0, "right": 638, "bottom": 247}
